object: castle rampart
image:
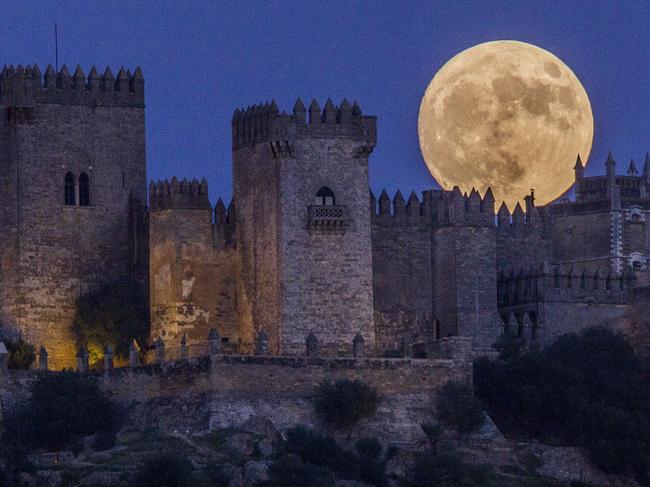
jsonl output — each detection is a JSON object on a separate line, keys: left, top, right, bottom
{"left": 0, "top": 336, "right": 472, "bottom": 446}
{"left": 0, "top": 64, "right": 144, "bottom": 108}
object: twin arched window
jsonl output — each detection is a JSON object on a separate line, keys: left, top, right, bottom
{"left": 315, "top": 186, "right": 335, "bottom": 206}
{"left": 64, "top": 172, "right": 90, "bottom": 206}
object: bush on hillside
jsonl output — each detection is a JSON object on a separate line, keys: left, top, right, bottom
{"left": 474, "top": 326, "right": 650, "bottom": 481}
{"left": 259, "top": 454, "right": 336, "bottom": 487}
{"left": 281, "top": 426, "right": 391, "bottom": 486}
{"left": 72, "top": 278, "right": 148, "bottom": 364}
{"left": 405, "top": 448, "right": 496, "bottom": 487}
{"left": 129, "top": 454, "right": 194, "bottom": 487}
{"left": 313, "top": 379, "right": 379, "bottom": 433}
{"left": 5, "top": 338, "right": 36, "bottom": 369}
{"left": 435, "top": 381, "right": 485, "bottom": 443}
{"left": 2, "top": 371, "right": 116, "bottom": 450}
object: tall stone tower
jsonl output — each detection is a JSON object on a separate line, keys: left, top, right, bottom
{"left": 428, "top": 187, "right": 502, "bottom": 348}
{"left": 0, "top": 64, "right": 147, "bottom": 368}
{"left": 232, "top": 98, "right": 377, "bottom": 355}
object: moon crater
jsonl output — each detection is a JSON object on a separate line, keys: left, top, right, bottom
{"left": 419, "top": 40, "right": 593, "bottom": 208}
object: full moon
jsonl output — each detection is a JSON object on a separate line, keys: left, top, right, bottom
{"left": 418, "top": 40, "right": 593, "bottom": 209}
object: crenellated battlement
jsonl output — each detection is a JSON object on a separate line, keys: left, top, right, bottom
{"left": 149, "top": 178, "right": 210, "bottom": 210}
{"left": 0, "top": 63, "right": 144, "bottom": 107}
{"left": 371, "top": 186, "right": 498, "bottom": 227}
{"left": 497, "top": 263, "right": 632, "bottom": 308}
{"left": 231, "top": 98, "right": 376, "bottom": 153}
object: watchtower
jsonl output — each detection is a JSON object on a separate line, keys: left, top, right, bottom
{"left": 0, "top": 63, "right": 147, "bottom": 368}
{"left": 232, "top": 98, "right": 377, "bottom": 355}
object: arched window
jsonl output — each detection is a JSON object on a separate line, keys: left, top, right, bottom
{"left": 79, "top": 172, "right": 90, "bottom": 206}
{"left": 315, "top": 186, "right": 335, "bottom": 206}
{"left": 64, "top": 172, "right": 75, "bottom": 206}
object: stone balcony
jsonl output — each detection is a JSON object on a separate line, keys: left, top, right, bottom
{"left": 307, "top": 205, "right": 348, "bottom": 232}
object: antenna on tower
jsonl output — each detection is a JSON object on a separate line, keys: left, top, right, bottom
{"left": 55, "top": 23, "right": 59, "bottom": 71}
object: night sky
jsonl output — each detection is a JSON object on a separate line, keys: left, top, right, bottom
{"left": 1, "top": 1, "right": 648, "bottom": 203}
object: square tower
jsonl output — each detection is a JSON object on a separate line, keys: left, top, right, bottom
{"left": 0, "top": 64, "right": 146, "bottom": 368}
{"left": 232, "top": 98, "right": 377, "bottom": 355}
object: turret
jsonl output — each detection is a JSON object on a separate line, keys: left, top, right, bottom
{"left": 574, "top": 154, "right": 584, "bottom": 181}
{"left": 627, "top": 158, "right": 638, "bottom": 176}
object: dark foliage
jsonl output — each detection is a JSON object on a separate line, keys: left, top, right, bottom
{"left": 72, "top": 278, "right": 148, "bottom": 362}
{"left": 2, "top": 371, "right": 116, "bottom": 451}
{"left": 435, "top": 381, "right": 485, "bottom": 443}
{"left": 129, "top": 454, "right": 194, "bottom": 487}
{"left": 404, "top": 448, "right": 495, "bottom": 487}
{"left": 474, "top": 326, "right": 650, "bottom": 480}
{"left": 280, "top": 426, "right": 391, "bottom": 486}
{"left": 5, "top": 339, "right": 35, "bottom": 369}
{"left": 258, "top": 454, "right": 336, "bottom": 487}
{"left": 313, "top": 379, "right": 379, "bottom": 433}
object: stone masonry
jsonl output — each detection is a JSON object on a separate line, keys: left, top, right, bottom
{"left": 1, "top": 61, "right": 649, "bottom": 365}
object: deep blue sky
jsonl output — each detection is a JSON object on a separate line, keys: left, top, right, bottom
{"left": 1, "top": 1, "right": 648, "bottom": 203}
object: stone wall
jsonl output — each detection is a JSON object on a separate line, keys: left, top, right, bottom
{"left": 278, "top": 134, "right": 376, "bottom": 356}
{"left": 432, "top": 226, "right": 501, "bottom": 348}
{"left": 233, "top": 101, "right": 377, "bottom": 356}
{"left": 0, "top": 338, "right": 472, "bottom": 446}
{"left": 0, "top": 73, "right": 146, "bottom": 369}
{"left": 371, "top": 192, "right": 435, "bottom": 354}
{"left": 149, "top": 204, "right": 238, "bottom": 347}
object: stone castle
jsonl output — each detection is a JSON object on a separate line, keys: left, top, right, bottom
{"left": 0, "top": 63, "right": 648, "bottom": 369}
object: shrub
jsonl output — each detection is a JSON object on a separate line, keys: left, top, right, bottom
{"left": 5, "top": 338, "right": 36, "bottom": 369}
{"left": 2, "top": 371, "right": 116, "bottom": 450}
{"left": 259, "top": 454, "right": 336, "bottom": 487}
{"left": 474, "top": 326, "right": 650, "bottom": 481}
{"left": 130, "top": 454, "right": 194, "bottom": 487}
{"left": 405, "top": 449, "right": 495, "bottom": 487}
{"left": 282, "top": 426, "right": 392, "bottom": 485}
{"left": 435, "top": 381, "right": 484, "bottom": 443}
{"left": 72, "top": 278, "right": 148, "bottom": 364}
{"left": 284, "top": 426, "right": 354, "bottom": 478}
{"left": 313, "top": 379, "right": 379, "bottom": 433}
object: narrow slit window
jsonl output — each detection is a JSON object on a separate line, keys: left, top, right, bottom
{"left": 79, "top": 172, "right": 90, "bottom": 206}
{"left": 64, "top": 172, "right": 75, "bottom": 206}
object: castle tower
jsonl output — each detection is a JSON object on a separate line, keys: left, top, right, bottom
{"left": 428, "top": 188, "right": 501, "bottom": 348}
{"left": 0, "top": 64, "right": 146, "bottom": 368}
{"left": 232, "top": 98, "right": 377, "bottom": 355}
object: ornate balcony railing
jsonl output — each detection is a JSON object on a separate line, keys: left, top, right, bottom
{"left": 307, "top": 205, "right": 348, "bottom": 232}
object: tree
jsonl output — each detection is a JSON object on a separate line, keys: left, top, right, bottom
{"left": 5, "top": 338, "right": 35, "bottom": 369}
{"left": 130, "top": 454, "right": 194, "bottom": 487}
{"left": 435, "top": 381, "right": 484, "bottom": 443}
{"left": 405, "top": 449, "right": 495, "bottom": 487}
{"left": 72, "top": 278, "right": 148, "bottom": 364}
{"left": 2, "top": 371, "right": 116, "bottom": 450}
{"left": 313, "top": 379, "right": 379, "bottom": 435}
{"left": 474, "top": 326, "right": 650, "bottom": 481}
{"left": 259, "top": 455, "right": 336, "bottom": 487}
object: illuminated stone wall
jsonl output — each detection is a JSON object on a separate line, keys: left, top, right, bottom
{"left": 0, "top": 65, "right": 147, "bottom": 369}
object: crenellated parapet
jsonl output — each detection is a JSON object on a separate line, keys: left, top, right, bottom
{"left": 0, "top": 63, "right": 144, "bottom": 107}
{"left": 424, "top": 186, "right": 495, "bottom": 227}
{"left": 149, "top": 178, "right": 210, "bottom": 210}
{"left": 231, "top": 98, "right": 376, "bottom": 156}
{"left": 371, "top": 189, "right": 427, "bottom": 221}
{"left": 497, "top": 263, "right": 633, "bottom": 308}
